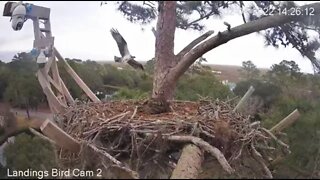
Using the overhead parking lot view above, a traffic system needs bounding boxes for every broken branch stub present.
[233,86,255,112]
[270,109,300,135]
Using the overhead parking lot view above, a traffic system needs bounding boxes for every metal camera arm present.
[3,1,100,114]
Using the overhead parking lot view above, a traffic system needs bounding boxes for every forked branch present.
[176,30,214,60]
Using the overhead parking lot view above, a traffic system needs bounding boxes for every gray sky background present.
[0,1,319,73]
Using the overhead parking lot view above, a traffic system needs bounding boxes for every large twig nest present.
[56,99,289,179]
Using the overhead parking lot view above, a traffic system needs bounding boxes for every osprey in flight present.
[110,28,144,70]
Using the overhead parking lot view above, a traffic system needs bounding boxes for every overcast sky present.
[0,1,319,73]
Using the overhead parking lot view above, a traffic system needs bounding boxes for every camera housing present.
[11,3,27,31]
[3,2,15,16]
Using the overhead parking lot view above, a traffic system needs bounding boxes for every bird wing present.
[110,28,130,57]
[114,56,122,62]
[127,59,144,71]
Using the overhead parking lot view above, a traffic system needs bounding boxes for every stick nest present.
[56,99,290,179]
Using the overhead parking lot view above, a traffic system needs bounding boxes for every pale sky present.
[0,1,319,73]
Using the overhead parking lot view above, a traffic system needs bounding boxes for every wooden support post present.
[54,47,101,103]
[233,86,255,112]
[40,119,80,153]
[60,78,75,104]
[44,57,54,74]
[43,87,66,113]
[47,98,57,114]
[51,55,67,105]
[270,109,300,135]
[37,70,66,113]
[47,75,64,94]
[36,70,56,113]
[267,110,300,168]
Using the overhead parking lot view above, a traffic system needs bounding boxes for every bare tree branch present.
[250,142,273,178]
[143,1,158,16]
[176,30,214,60]
[239,1,247,23]
[170,2,320,80]
[184,10,216,29]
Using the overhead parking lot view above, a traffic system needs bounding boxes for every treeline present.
[1,52,320,178]
[0,53,231,110]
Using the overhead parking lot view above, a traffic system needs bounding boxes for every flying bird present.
[110,28,144,70]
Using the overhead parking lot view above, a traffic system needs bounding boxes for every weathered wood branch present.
[171,2,320,79]
[87,143,139,179]
[168,135,235,174]
[270,109,300,135]
[0,115,44,145]
[269,155,285,167]
[32,118,139,178]
[60,78,75,104]
[171,144,203,179]
[0,129,27,146]
[250,142,273,178]
[233,86,255,112]
[29,127,56,144]
[176,30,214,60]
[261,128,289,150]
[268,109,301,166]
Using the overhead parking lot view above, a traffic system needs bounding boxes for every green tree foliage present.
[269,60,302,78]
[233,79,282,110]
[239,60,260,80]
[261,97,320,178]
[4,133,58,174]
[102,64,153,91]
[12,52,35,62]
[4,73,43,110]
[58,59,104,100]
[58,59,83,99]
[73,60,104,93]
[144,58,155,74]
[2,53,45,112]
[9,52,37,74]
[176,73,232,101]
[242,60,320,178]
[113,87,149,100]
[0,64,10,100]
